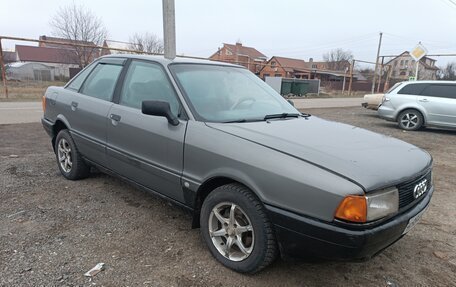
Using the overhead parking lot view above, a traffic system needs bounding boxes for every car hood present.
[207,117,432,192]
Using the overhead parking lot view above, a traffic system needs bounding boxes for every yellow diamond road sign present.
[410,44,427,61]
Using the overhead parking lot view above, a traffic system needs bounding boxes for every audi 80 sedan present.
[41,55,433,273]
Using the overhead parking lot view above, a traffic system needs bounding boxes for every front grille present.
[397,171,431,209]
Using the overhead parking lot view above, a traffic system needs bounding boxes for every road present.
[0,102,43,124]
[0,98,364,124]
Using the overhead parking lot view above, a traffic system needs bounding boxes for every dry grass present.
[0,81,65,102]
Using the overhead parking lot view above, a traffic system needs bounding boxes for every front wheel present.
[54,130,90,180]
[397,109,424,131]
[200,183,277,273]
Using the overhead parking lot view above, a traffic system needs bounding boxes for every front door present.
[106,60,187,202]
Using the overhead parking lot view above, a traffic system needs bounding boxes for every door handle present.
[71,101,78,111]
[419,99,429,103]
[110,114,121,123]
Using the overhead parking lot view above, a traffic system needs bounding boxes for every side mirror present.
[287,99,295,107]
[142,100,179,126]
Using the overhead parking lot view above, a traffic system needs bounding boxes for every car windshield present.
[169,64,299,122]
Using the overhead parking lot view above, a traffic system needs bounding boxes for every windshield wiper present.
[263,113,301,120]
[222,119,248,123]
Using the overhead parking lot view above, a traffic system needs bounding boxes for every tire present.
[397,109,424,131]
[54,129,90,180]
[200,183,277,273]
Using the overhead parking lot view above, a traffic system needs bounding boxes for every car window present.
[397,83,428,95]
[119,60,180,116]
[385,82,402,94]
[420,84,456,99]
[66,62,97,91]
[80,63,123,101]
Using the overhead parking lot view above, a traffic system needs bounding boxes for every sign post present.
[410,43,427,81]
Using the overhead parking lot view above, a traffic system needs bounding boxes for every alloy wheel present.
[208,202,254,261]
[57,138,72,173]
[400,113,419,129]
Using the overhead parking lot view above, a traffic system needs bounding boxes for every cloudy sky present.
[1,0,456,66]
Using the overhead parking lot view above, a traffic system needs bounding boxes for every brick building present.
[209,42,267,74]
[385,51,438,80]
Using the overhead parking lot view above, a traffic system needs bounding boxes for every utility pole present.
[0,38,8,99]
[371,32,383,94]
[162,0,176,59]
[348,59,355,96]
[376,56,384,93]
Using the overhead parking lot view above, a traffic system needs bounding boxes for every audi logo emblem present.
[413,179,428,199]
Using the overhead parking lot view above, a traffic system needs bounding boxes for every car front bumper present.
[266,186,433,261]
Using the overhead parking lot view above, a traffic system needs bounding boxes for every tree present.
[438,62,456,80]
[50,3,108,68]
[323,49,354,71]
[128,33,164,54]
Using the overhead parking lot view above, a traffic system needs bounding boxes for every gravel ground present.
[0,107,455,286]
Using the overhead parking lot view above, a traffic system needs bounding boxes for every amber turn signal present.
[42,95,46,113]
[335,195,367,223]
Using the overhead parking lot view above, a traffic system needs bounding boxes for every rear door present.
[65,58,125,166]
[106,60,187,202]
[418,84,456,127]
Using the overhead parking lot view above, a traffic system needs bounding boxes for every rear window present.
[420,84,456,99]
[397,83,428,95]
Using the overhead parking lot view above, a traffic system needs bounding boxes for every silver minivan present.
[378,81,456,130]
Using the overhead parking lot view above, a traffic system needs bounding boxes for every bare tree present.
[438,62,456,80]
[50,3,108,68]
[323,49,354,71]
[128,33,164,54]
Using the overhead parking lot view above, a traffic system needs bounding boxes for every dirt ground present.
[0,107,455,286]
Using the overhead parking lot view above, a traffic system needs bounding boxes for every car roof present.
[98,54,243,68]
[402,80,456,85]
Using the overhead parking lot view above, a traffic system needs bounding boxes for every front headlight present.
[366,188,399,221]
[335,188,399,223]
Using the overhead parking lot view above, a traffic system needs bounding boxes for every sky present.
[1,0,456,67]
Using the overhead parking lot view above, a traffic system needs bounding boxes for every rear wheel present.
[397,109,424,131]
[54,130,90,180]
[200,183,277,273]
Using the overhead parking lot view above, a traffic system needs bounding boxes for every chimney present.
[39,35,46,47]
[309,58,313,63]
[235,41,242,64]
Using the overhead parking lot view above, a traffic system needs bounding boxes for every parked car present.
[378,81,456,130]
[42,55,434,273]
[362,93,384,110]
[361,83,403,110]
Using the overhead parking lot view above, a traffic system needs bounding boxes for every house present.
[306,58,351,73]
[209,42,267,74]
[259,56,352,81]
[39,35,100,67]
[101,40,132,55]
[386,51,438,80]
[39,35,97,49]
[259,56,309,79]
[12,45,80,80]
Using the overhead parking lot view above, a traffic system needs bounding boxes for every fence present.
[5,35,447,99]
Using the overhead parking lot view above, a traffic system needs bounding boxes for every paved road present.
[0,98,364,124]
[0,102,43,124]
[292,97,363,109]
